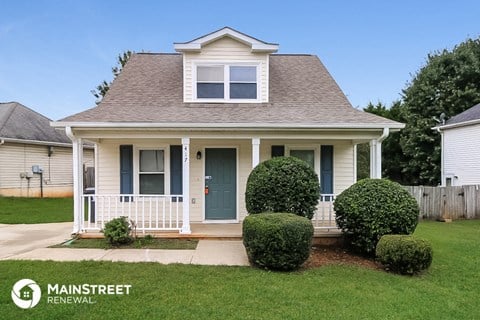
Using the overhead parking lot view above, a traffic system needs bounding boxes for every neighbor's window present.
[196,65,257,100]
[139,150,165,194]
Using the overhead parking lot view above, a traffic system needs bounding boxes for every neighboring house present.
[437,102,480,186]
[52,27,403,234]
[0,102,94,197]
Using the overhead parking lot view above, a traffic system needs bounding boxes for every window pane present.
[290,150,315,169]
[230,83,256,99]
[197,66,224,81]
[230,66,256,81]
[140,150,164,172]
[140,174,164,194]
[197,83,224,98]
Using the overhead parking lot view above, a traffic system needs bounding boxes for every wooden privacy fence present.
[404,185,480,220]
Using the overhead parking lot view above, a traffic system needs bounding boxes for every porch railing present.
[312,194,337,229]
[82,194,183,232]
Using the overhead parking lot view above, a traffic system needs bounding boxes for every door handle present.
[205,176,213,180]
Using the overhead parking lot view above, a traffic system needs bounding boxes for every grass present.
[0,197,73,224]
[50,237,198,250]
[1,220,479,319]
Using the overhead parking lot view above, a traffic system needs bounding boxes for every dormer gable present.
[174,27,279,54]
[174,27,278,103]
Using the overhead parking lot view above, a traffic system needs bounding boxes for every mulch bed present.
[304,245,383,270]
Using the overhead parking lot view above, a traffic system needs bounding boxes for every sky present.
[0,0,479,121]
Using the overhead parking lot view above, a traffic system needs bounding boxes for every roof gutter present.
[0,137,74,148]
[52,121,405,131]
[434,118,480,131]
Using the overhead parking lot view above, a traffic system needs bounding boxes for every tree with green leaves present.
[360,38,480,186]
[91,51,133,103]
[400,38,480,185]
[361,101,407,183]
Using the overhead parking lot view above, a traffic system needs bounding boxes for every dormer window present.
[195,64,258,101]
[197,66,224,98]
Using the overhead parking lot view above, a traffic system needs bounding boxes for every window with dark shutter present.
[271,145,285,158]
[170,145,183,202]
[120,145,133,202]
[321,145,334,198]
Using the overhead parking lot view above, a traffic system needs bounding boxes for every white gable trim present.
[174,27,279,53]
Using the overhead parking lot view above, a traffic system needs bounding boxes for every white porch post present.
[370,128,389,179]
[181,138,191,234]
[252,137,260,169]
[67,127,84,234]
[369,139,378,178]
[375,140,382,179]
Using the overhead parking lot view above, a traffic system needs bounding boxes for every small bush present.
[376,235,433,275]
[103,216,133,245]
[243,213,314,271]
[245,157,320,219]
[334,179,419,255]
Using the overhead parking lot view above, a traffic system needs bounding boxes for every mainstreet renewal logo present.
[11,279,42,309]
[11,279,132,308]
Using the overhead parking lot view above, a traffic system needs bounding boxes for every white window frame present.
[286,145,320,178]
[193,61,261,103]
[134,146,170,195]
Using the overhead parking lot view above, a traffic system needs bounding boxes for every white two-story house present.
[52,27,403,234]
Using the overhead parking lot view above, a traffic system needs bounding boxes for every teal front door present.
[205,148,237,220]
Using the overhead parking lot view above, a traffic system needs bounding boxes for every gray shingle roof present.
[445,103,480,125]
[60,53,402,128]
[0,102,71,143]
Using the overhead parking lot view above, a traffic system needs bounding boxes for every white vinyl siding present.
[0,142,94,197]
[443,123,480,186]
[183,37,269,103]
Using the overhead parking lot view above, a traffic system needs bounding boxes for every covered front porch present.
[67,127,389,236]
[80,193,338,235]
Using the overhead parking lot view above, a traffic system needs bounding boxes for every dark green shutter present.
[271,145,285,158]
[170,145,183,202]
[120,145,133,201]
[321,145,334,197]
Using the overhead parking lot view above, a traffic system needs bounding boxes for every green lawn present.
[1,220,479,319]
[0,197,72,224]
[50,238,198,250]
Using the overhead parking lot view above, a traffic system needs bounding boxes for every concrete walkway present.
[0,223,249,266]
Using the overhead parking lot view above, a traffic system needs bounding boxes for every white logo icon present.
[11,279,42,309]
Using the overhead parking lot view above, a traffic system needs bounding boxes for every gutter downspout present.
[66,127,83,234]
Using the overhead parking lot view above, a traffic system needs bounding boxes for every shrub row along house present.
[0,102,94,197]
[52,27,403,234]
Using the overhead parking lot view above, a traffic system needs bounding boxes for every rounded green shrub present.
[376,235,433,275]
[245,156,320,219]
[334,178,419,255]
[103,216,133,245]
[242,212,314,271]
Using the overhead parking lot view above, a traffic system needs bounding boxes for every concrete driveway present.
[0,222,72,259]
[0,223,249,266]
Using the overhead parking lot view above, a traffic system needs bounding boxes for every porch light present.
[196,151,202,160]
